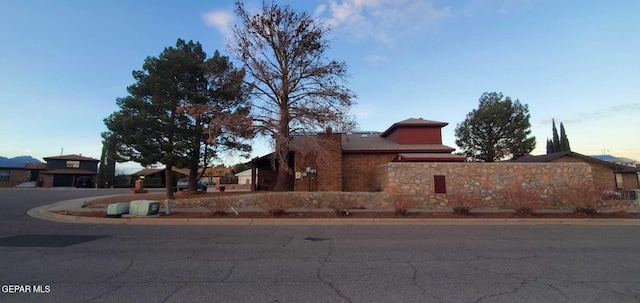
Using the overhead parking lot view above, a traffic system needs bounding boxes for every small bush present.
[203,197,230,215]
[330,194,357,216]
[259,193,296,217]
[555,180,604,214]
[391,194,418,216]
[448,192,483,215]
[452,206,471,216]
[500,188,541,215]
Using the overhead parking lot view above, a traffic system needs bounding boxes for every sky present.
[1,0,638,173]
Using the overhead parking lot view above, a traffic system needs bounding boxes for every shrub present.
[329,193,356,216]
[259,193,296,216]
[203,197,230,215]
[391,194,417,216]
[555,180,604,214]
[447,192,483,215]
[500,188,541,216]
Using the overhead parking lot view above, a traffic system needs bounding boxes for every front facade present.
[252,118,466,192]
[40,155,99,187]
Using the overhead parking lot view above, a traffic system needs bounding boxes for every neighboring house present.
[131,167,189,188]
[235,169,254,185]
[251,118,466,192]
[591,155,638,167]
[515,151,640,190]
[40,154,100,187]
[0,162,46,188]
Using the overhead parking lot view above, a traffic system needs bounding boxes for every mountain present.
[0,156,42,168]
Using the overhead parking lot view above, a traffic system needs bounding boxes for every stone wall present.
[376,162,616,209]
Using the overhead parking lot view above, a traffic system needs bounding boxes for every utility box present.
[107,203,129,218]
[129,200,160,216]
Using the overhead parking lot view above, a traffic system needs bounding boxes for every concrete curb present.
[28,202,640,226]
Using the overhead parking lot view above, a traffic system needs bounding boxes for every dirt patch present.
[84,192,249,208]
[53,210,640,219]
[72,192,639,220]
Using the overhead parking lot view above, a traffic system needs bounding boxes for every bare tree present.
[230,1,356,191]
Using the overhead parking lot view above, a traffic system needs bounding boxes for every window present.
[66,161,80,168]
[0,170,10,182]
[434,175,447,194]
[615,173,623,189]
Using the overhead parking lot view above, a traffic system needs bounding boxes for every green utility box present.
[129,200,160,216]
[107,203,130,218]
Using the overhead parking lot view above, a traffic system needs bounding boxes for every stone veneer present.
[377,162,616,209]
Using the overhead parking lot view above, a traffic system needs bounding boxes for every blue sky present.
[1,0,638,172]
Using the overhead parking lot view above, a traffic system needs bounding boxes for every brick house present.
[251,118,466,192]
[40,154,99,187]
[515,151,640,190]
[0,162,46,187]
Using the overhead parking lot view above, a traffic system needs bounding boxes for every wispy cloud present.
[364,54,388,63]
[201,9,235,39]
[315,0,451,45]
[538,103,640,125]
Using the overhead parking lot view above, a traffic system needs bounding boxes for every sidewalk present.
[27,196,640,226]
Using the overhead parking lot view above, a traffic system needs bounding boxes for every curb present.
[27,204,640,226]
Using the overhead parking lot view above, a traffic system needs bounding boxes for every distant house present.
[40,154,99,187]
[251,118,466,192]
[515,151,640,190]
[131,167,189,188]
[0,161,46,188]
[235,169,253,185]
[591,155,638,167]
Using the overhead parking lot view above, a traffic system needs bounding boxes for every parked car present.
[176,178,208,191]
[75,176,93,188]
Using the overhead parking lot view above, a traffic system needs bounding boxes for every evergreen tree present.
[560,122,571,151]
[546,120,571,154]
[455,92,535,162]
[546,138,554,154]
[551,119,561,153]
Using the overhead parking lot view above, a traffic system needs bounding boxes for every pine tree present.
[546,138,554,154]
[551,119,561,153]
[546,120,571,154]
[559,122,571,151]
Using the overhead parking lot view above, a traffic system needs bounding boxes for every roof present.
[43,154,99,162]
[235,169,252,177]
[342,133,456,153]
[591,155,618,161]
[25,163,46,170]
[381,118,448,137]
[132,167,190,176]
[515,152,640,173]
[395,153,466,162]
[41,169,98,175]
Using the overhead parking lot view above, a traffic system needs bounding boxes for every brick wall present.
[292,132,343,191]
[621,173,640,190]
[342,153,397,192]
[0,169,29,187]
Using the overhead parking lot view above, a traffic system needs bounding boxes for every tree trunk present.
[165,165,175,199]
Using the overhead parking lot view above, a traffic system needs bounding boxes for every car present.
[75,176,93,188]
[176,178,208,191]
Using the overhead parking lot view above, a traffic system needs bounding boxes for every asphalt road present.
[1,188,640,302]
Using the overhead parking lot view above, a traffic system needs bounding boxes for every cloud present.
[364,54,388,63]
[201,10,234,38]
[316,0,451,44]
[538,103,640,125]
